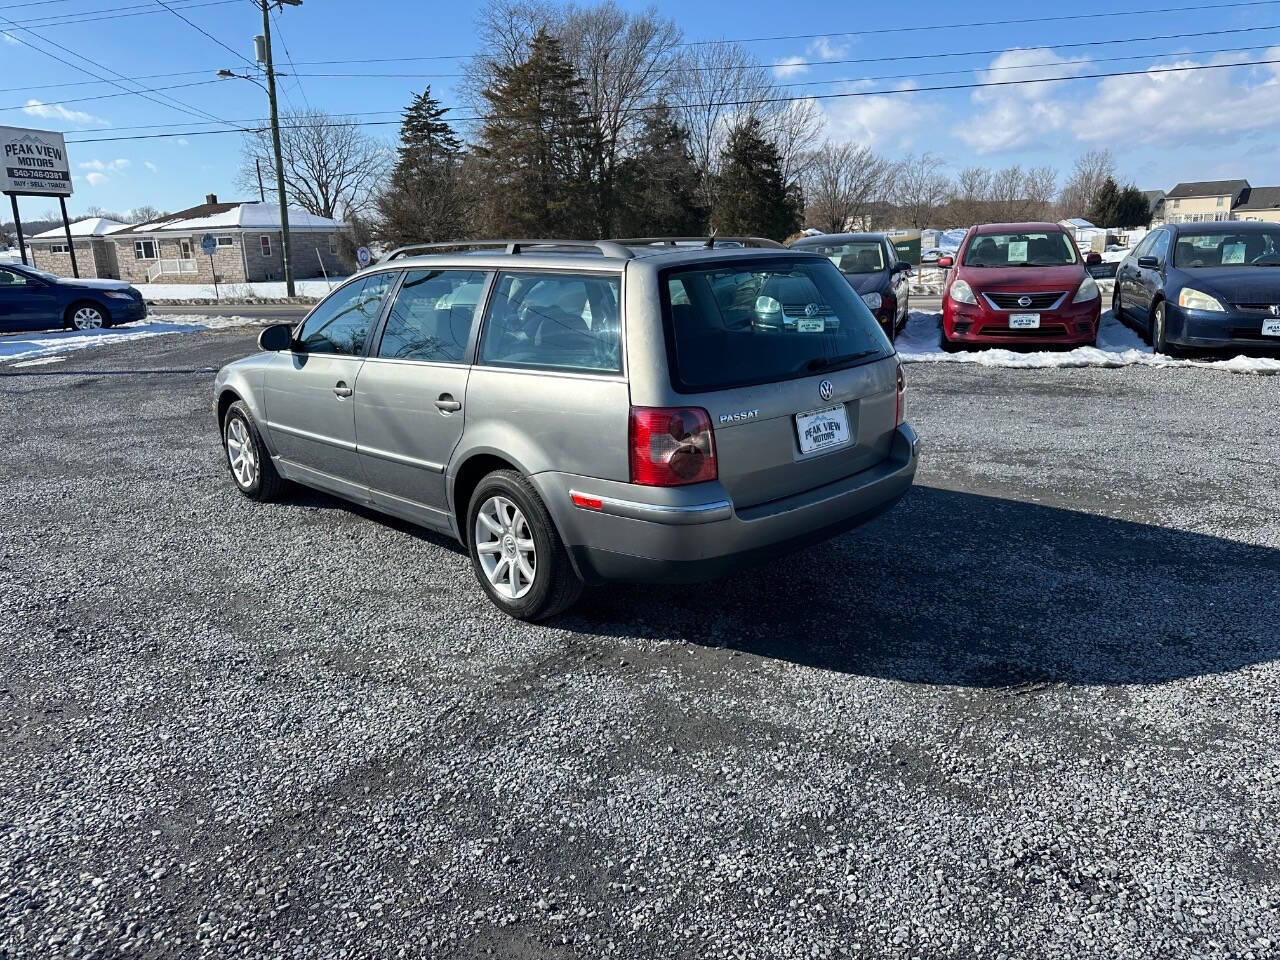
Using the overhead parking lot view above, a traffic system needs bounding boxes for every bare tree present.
[803,141,891,233]
[1022,165,1058,221]
[892,152,951,229]
[760,98,822,191]
[238,109,389,220]
[1058,149,1115,221]
[948,165,993,227]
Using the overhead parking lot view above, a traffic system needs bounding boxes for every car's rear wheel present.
[223,400,284,502]
[67,303,106,331]
[1112,286,1124,322]
[467,470,581,621]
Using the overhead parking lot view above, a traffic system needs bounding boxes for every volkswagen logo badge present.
[1271,305,1280,316]
[1017,295,1033,308]
[819,379,834,402]
[804,303,819,317]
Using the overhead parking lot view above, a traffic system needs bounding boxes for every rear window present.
[661,257,893,392]
[963,231,1078,267]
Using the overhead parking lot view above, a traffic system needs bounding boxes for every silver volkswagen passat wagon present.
[213,238,919,620]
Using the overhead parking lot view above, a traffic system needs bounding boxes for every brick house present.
[110,194,347,285]
[28,217,129,279]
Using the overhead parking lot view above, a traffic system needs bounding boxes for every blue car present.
[1113,221,1280,355]
[0,261,147,332]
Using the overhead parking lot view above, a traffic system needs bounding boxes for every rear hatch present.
[660,255,899,510]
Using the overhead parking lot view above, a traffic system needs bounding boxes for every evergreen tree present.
[712,117,801,240]
[376,86,468,248]
[1087,177,1121,227]
[613,103,709,238]
[474,30,597,238]
[1113,185,1153,228]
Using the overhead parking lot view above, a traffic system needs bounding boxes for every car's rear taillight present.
[895,364,906,426]
[629,406,717,486]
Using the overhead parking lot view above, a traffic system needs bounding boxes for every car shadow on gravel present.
[560,486,1280,687]
[278,487,467,555]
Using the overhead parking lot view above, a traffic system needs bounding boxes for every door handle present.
[333,381,353,399]
[434,394,462,413]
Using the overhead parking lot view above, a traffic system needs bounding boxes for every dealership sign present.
[1,126,73,196]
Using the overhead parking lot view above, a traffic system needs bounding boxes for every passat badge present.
[719,408,759,424]
[819,379,834,401]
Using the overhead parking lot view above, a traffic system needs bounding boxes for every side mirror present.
[1085,252,1102,266]
[258,322,294,352]
[1137,256,1159,269]
[936,255,954,268]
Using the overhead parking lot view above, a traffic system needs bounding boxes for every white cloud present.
[821,80,938,152]
[85,172,107,187]
[772,56,809,80]
[176,138,189,146]
[954,48,1091,153]
[144,160,158,173]
[22,98,107,127]
[809,37,849,61]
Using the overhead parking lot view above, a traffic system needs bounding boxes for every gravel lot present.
[1,326,1278,959]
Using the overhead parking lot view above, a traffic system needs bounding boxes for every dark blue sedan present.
[0,261,147,332]
[1113,221,1280,355]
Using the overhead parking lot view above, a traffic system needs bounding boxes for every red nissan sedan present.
[939,223,1102,349]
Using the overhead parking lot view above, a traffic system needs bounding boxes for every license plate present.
[796,318,825,333]
[795,404,851,455]
[1009,313,1040,329]
[1263,319,1280,337]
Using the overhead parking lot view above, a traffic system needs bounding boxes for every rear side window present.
[661,257,893,392]
[295,272,393,356]
[377,269,487,363]
[478,271,622,374]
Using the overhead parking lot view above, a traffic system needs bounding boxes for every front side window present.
[295,272,393,356]
[478,272,622,374]
[1173,229,1280,268]
[963,231,1078,268]
[260,235,272,257]
[134,240,156,260]
[377,269,487,363]
[660,257,893,392]
[0,267,32,286]
[1148,231,1171,264]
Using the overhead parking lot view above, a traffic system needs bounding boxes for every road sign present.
[200,233,217,256]
[1,126,73,197]
[356,246,371,267]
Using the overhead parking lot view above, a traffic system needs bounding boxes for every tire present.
[66,302,107,331]
[1112,286,1124,323]
[939,326,960,353]
[466,470,582,621]
[1150,300,1171,355]
[222,400,285,502]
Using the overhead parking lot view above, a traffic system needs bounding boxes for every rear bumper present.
[532,424,919,585]
[943,296,1100,345]
[1166,303,1280,349]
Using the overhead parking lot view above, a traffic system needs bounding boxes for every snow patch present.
[1,316,260,364]
[135,279,341,301]
[896,311,1280,375]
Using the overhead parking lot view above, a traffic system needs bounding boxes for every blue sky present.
[3,0,1279,218]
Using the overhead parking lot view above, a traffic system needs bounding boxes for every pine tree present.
[474,29,597,239]
[376,86,467,247]
[712,117,801,241]
[1087,177,1121,227]
[613,103,709,238]
[1113,185,1153,228]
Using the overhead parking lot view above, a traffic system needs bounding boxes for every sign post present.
[200,233,218,300]
[2,125,75,275]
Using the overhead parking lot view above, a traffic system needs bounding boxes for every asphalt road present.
[1,327,1277,959]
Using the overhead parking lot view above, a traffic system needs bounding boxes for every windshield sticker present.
[1221,242,1246,264]
[1007,240,1028,263]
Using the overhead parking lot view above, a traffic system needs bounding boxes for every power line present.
[151,0,255,67]
[268,2,312,112]
[0,77,230,112]
[0,68,216,94]
[65,54,1280,144]
[1,0,239,31]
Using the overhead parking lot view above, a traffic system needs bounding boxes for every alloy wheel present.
[474,495,536,600]
[72,307,104,330]
[225,416,258,489]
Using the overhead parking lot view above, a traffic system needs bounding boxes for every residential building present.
[1163,180,1250,223]
[1231,186,1280,223]
[109,194,347,285]
[28,217,128,278]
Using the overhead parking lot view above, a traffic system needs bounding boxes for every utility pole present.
[260,0,299,296]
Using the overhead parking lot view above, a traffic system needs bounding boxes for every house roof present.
[1165,179,1250,200]
[1234,185,1280,211]
[117,200,344,235]
[1060,217,1094,229]
[1142,189,1166,210]
[31,216,128,240]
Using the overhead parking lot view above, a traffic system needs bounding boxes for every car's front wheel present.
[222,400,284,502]
[1112,286,1124,322]
[1150,300,1172,355]
[467,470,582,621]
[67,303,106,331]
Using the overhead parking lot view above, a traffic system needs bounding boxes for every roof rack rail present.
[611,236,785,250]
[378,239,634,263]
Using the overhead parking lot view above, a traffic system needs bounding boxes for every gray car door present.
[262,271,395,498]
[354,268,489,528]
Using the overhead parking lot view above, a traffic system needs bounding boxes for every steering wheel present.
[1251,252,1280,266]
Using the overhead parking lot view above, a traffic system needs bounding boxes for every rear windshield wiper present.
[805,349,879,372]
